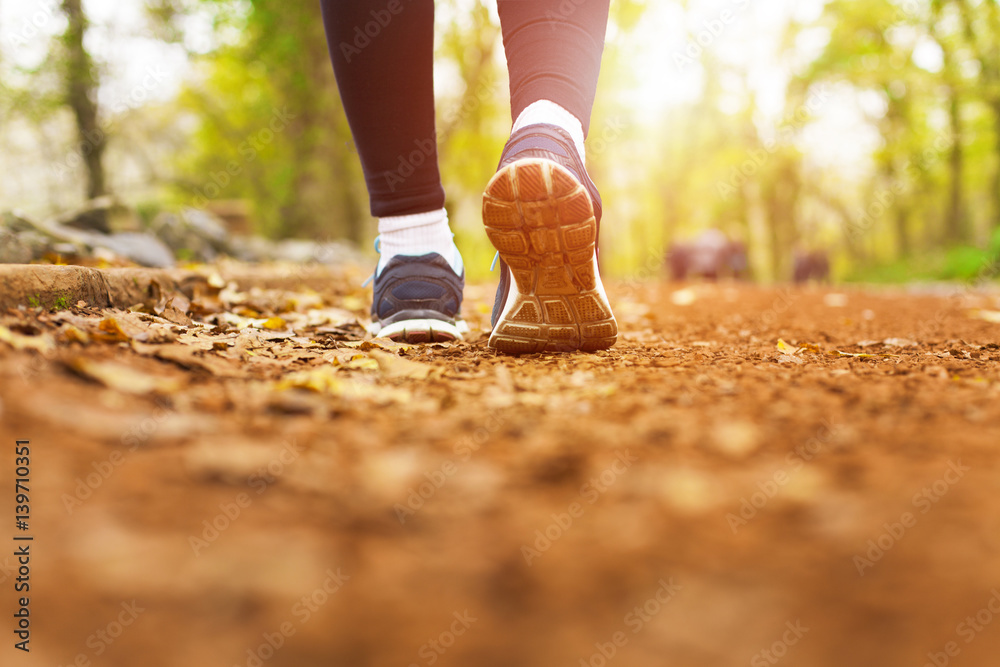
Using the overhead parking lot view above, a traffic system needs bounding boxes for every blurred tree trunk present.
[932,1,967,244]
[289,15,364,243]
[895,203,912,258]
[945,90,965,243]
[763,156,800,281]
[437,3,498,147]
[955,0,1000,231]
[61,0,106,200]
[248,0,365,243]
[881,93,913,257]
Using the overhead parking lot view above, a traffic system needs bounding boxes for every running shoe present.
[369,250,467,343]
[482,123,617,353]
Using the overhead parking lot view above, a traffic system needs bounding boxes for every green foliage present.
[844,243,999,283]
[135,200,164,228]
[990,227,1000,257]
[26,293,70,310]
[167,0,365,241]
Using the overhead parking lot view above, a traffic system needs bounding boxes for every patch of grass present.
[845,245,1000,284]
[25,292,72,311]
[843,255,938,283]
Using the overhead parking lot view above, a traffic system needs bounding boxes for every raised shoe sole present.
[483,157,617,354]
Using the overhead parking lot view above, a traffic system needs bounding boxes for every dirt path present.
[2,268,999,667]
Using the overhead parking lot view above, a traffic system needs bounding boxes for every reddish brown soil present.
[2,269,1000,667]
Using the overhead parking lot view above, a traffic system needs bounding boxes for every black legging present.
[320,0,610,217]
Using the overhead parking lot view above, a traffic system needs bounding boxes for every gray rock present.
[271,239,366,266]
[14,231,56,260]
[1,211,38,234]
[149,208,232,262]
[52,242,84,256]
[227,235,273,262]
[12,219,87,259]
[181,208,230,250]
[273,239,321,264]
[62,207,111,234]
[59,196,142,235]
[149,212,215,262]
[0,228,32,264]
[87,232,176,268]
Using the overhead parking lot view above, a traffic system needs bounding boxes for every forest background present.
[3,0,1000,283]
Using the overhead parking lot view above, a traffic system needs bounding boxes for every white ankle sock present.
[377,208,463,276]
[512,100,587,163]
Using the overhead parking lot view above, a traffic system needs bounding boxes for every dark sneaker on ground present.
[483,123,617,354]
[370,252,467,343]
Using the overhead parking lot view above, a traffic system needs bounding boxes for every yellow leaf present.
[835,350,899,359]
[95,317,130,342]
[342,296,366,311]
[276,366,344,394]
[776,339,799,355]
[776,340,821,355]
[62,325,91,345]
[339,356,380,371]
[275,367,384,400]
[260,316,287,331]
[0,326,55,353]
[342,339,413,353]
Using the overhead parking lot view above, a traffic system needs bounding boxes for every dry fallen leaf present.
[133,342,244,378]
[369,350,434,380]
[777,354,805,365]
[160,295,193,327]
[276,367,343,394]
[62,325,91,345]
[337,339,415,354]
[0,326,55,353]
[94,317,130,343]
[776,339,822,356]
[341,295,366,312]
[261,317,288,331]
[275,367,377,398]
[274,366,415,405]
[776,339,799,355]
[835,350,899,359]
[66,357,182,395]
[326,350,380,371]
[969,309,1000,324]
